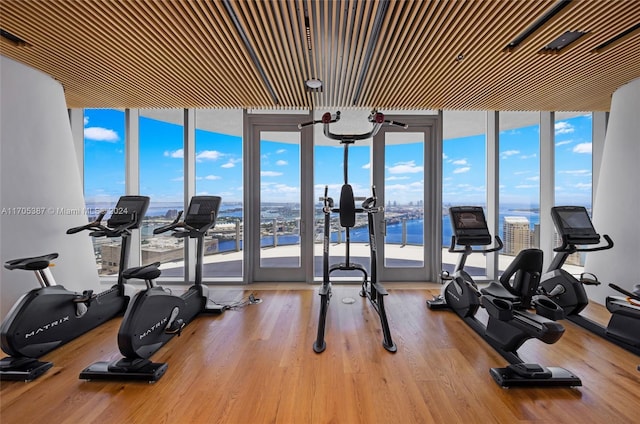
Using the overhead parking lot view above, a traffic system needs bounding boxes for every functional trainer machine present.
[427,206,581,387]
[79,195,225,382]
[0,195,149,381]
[539,205,640,357]
[299,111,406,353]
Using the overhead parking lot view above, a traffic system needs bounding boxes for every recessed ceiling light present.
[540,30,587,53]
[0,28,29,46]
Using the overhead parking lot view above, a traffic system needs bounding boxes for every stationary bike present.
[539,205,640,357]
[299,111,406,353]
[427,206,581,387]
[79,195,225,382]
[0,195,149,381]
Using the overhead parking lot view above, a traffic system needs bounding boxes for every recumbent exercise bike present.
[539,205,640,358]
[427,206,581,387]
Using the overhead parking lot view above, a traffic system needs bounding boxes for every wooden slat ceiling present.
[1,0,639,111]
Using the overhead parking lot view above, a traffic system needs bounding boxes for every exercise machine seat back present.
[339,184,356,228]
[482,248,544,309]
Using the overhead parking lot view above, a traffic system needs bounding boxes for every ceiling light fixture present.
[505,0,572,52]
[540,30,587,53]
[592,23,640,53]
[305,79,323,92]
[305,16,312,51]
[0,28,29,46]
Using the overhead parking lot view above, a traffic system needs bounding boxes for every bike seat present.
[4,253,59,271]
[481,282,520,303]
[123,262,161,281]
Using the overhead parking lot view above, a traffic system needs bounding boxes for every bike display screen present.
[449,206,492,246]
[551,206,600,244]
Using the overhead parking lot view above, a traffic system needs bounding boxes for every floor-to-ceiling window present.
[195,109,244,279]
[554,112,593,272]
[80,108,594,284]
[83,108,126,276]
[442,111,487,277]
[139,110,185,277]
[498,112,541,271]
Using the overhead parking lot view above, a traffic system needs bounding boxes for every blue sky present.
[443,114,593,207]
[83,110,592,208]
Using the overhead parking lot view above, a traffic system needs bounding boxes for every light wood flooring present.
[1,284,639,423]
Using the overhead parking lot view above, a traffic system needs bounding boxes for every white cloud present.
[276,160,288,166]
[526,176,540,181]
[196,150,223,161]
[501,150,520,158]
[574,182,592,189]
[205,175,221,180]
[387,160,423,174]
[560,169,591,175]
[221,158,240,168]
[386,176,410,181]
[555,121,575,135]
[261,171,283,177]
[276,149,286,154]
[555,140,573,146]
[362,162,371,169]
[573,142,592,154]
[443,153,448,160]
[84,127,119,142]
[453,167,471,174]
[164,149,184,158]
[84,117,89,125]
[385,181,424,192]
[520,153,537,159]
[452,159,468,165]
[516,184,538,189]
[171,176,184,182]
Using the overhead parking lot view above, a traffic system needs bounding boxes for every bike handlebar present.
[554,234,614,253]
[67,209,136,237]
[153,211,184,235]
[448,235,504,254]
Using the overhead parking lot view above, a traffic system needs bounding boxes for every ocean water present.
[88,201,541,250]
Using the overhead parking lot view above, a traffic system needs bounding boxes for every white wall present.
[0,56,100,319]
[585,77,640,304]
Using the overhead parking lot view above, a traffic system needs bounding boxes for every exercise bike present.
[299,111,406,353]
[427,206,581,387]
[539,205,640,357]
[79,195,225,382]
[0,195,149,381]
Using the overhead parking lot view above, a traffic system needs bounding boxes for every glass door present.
[372,115,441,282]
[245,114,313,282]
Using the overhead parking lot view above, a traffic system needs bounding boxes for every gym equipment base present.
[490,366,582,388]
[0,357,53,381]
[79,360,168,382]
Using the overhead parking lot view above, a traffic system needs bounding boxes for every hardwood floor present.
[1,284,638,423]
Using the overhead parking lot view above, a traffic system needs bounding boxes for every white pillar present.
[584,78,640,304]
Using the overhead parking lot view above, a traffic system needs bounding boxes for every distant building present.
[552,231,583,266]
[503,216,531,255]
